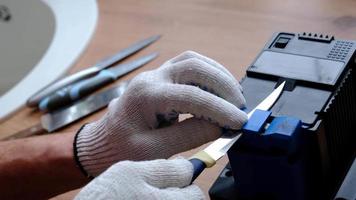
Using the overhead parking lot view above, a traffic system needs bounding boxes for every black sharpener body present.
[209,32,356,200]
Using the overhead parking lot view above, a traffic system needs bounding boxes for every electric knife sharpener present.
[209,32,356,200]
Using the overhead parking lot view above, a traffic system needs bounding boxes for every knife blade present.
[27,35,161,107]
[189,81,286,182]
[3,82,129,141]
[38,53,157,111]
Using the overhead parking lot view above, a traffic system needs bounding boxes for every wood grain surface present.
[1,0,356,199]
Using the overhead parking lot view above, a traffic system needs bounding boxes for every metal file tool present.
[27,35,161,107]
[38,53,157,111]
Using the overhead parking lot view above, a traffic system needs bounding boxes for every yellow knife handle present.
[190,151,216,168]
[189,151,216,182]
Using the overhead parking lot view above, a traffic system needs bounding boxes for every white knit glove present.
[74,51,247,177]
[75,159,204,200]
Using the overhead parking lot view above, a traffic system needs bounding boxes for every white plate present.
[0,0,98,120]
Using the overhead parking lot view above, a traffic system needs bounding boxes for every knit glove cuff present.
[74,118,111,177]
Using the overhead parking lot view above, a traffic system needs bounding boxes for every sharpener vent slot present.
[327,41,354,61]
[298,32,334,43]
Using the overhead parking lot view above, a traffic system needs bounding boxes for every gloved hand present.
[74,51,247,177]
[75,159,204,200]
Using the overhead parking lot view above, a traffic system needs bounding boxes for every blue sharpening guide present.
[229,110,303,199]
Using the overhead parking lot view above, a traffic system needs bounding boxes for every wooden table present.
[1,0,356,199]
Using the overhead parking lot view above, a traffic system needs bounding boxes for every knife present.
[3,82,129,141]
[38,53,158,112]
[27,35,161,107]
[189,81,286,182]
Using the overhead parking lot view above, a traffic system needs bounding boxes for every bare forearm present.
[0,132,89,200]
